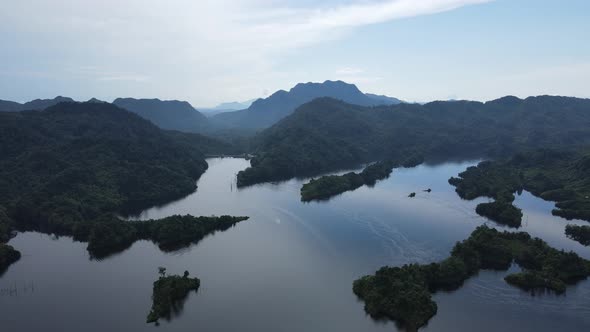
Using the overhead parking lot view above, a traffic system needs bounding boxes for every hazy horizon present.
[1,0,589,106]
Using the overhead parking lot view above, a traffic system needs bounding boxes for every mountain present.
[0,100,23,112]
[0,96,75,112]
[113,98,209,133]
[215,100,256,110]
[0,101,248,264]
[365,93,403,104]
[0,101,221,245]
[87,97,108,103]
[212,80,401,129]
[24,96,75,110]
[237,95,590,186]
[199,100,258,117]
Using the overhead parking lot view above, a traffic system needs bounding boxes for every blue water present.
[1,158,588,331]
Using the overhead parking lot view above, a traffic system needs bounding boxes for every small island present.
[301,160,396,202]
[147,268,200,323]
[475,201,523,228]
[353,225,590,331]
[565,224,590,246]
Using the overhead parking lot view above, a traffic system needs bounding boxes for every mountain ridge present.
[113,97,209,133]
[212,80,402,129]
[237,95,590,186]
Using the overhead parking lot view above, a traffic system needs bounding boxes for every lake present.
[1,158,588,331]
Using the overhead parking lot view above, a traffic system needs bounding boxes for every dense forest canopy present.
[0,102,244,266]
[238,96,590,187]
[300,160,397,201]
[449,149,590,227]
[565,225,590,246]
[353,225,590,331]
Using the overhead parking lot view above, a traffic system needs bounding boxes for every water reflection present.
[1,158,588,331]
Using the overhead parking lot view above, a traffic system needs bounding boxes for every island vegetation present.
[353,225,590,331]
[300,160,396,201]
[147,268,201,323]
[565,225,590,246]
[0,102,247,266]
[87,214,248,259]
[0,206,19,273]
[238,96,590,187]
[449,149,590,227]
[0,243,20,275]
[474,201,523,228]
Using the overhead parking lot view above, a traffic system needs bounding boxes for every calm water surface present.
[1,158,588,331]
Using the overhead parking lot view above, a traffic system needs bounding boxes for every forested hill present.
[0,102,223,241]
[212,80,401,129]
[0,96,75,112]
[113,98,209,133]
[237,95,590,186]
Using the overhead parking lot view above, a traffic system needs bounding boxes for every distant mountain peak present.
[212,80,401,129]
[487,96,522,105]
[87,97,107,103]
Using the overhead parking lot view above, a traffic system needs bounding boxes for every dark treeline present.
[237,96,590,187]
[88,214,248,259]
[449,149,590,227]
[565,225,590,246]
[300,160,401,202]
[0,102,245,267]
[0,207,20,274]
[353,225,590,331]
[147,268,200,323]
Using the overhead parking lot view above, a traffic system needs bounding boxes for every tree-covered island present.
[87,214,248,259]
[300,160,396,201]
[353,225,590,331]
[565,224,590,246]
[147,268,201,323]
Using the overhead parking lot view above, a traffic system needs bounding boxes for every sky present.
[1,0,589,107]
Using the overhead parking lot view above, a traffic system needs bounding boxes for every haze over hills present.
[214,100,256,111]
[212,80,402,129]
[237,95,590,186]
[198,100,257,117]
[113,98,209,133]
[1,81,402,134]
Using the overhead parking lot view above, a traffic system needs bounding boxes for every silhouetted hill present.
[212,80,401,129]
[113,98,209,133]
[365,93,403,104]
[237,95,590,186]
[0,100,23,112]
[87,97,108,103]
[0,96,75,112]
[24,96,75,110]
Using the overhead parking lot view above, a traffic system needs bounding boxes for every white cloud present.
[0,0,493,104]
